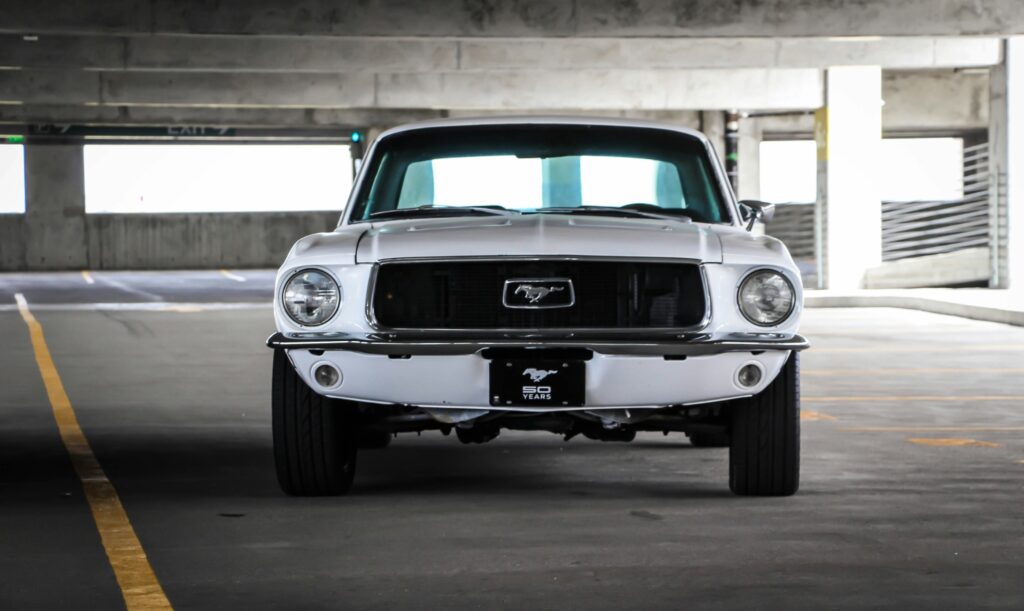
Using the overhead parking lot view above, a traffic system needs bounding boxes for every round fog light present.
[314,364,341,388]
[737,364,762,388]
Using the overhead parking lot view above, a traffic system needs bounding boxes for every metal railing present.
[763,202,815,260]
[881,142,990,262]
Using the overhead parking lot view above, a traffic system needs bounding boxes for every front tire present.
[272,350,357,496]
[728,352,800,496]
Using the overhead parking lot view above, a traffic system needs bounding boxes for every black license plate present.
[489,359,585,407]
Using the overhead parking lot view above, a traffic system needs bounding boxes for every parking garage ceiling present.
[0,1,1016,120]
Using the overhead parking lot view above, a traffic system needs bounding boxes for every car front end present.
[267,117,807,497]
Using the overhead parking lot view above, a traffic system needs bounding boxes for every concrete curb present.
[805,294,1024,327]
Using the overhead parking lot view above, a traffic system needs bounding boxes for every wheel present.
[272,350,358,496]
[728,352,800,496]
[687,430,729,448]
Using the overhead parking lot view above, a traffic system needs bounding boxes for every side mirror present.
[738,200,775,230]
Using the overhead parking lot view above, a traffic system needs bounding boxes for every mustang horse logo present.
[515,284,564,304]
[523,368,559,382]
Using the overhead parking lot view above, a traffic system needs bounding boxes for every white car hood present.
[354,214,723,263]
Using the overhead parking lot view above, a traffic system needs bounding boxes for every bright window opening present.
[418,155,679,210]
[84,144,353,213]
[429,156,542,208]
[879,138,964,201]
[0,144,25,214]
[759,138,965,203]
[759,140,817,204]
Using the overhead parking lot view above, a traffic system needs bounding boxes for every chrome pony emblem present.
[515,284,564,304]
[503,278,575,309]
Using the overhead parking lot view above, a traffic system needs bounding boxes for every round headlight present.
[282,269,340,326]
[738,269,795,326]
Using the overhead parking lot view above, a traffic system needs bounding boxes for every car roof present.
[374,115,711,144]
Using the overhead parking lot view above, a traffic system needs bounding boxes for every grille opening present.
[372,260,707,330]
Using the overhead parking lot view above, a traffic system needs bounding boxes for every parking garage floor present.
[1,272,1023,609]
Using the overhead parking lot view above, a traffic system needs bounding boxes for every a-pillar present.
[989,37,1024,289]
[24,142,88,269]
[814,66,883,290]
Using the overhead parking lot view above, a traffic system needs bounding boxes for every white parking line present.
[81,271,95,284]
[220,269,247,282]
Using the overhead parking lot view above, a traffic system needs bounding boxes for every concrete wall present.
[1,211,339,270]
[864,247,991,288]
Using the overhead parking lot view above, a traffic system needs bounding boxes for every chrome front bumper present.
[266,331,809,357]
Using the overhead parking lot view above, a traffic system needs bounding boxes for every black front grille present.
[371,260,706,330]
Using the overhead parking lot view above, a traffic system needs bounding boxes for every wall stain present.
[463,0,501,30]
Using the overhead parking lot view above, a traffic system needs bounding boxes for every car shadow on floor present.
[1,429,737,502]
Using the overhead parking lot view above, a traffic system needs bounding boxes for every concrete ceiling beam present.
[2,1,1024,38]
[0,34,1002,72]
[377,68,823,110]
[0,67,823,110]
[0,103,448,129]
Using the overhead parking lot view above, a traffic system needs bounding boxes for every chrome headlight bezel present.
[736,268,796,327]
[280,267,342,327]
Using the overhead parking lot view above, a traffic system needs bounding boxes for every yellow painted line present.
[219,269,246,283]
[14,293,172,610]
[81,270,95,285]
[804,395,1024,402]
[839,426,1024,432]
[801,410,836,421]
[906,437,1001,448]
[812,345,1024,353]
[804,367,1024,377]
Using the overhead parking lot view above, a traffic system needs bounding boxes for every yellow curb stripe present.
[801,410,837,421]
[906,437,1001,448]
[839,426,1024,432]
[15,293,172,610]
[81,270,95,284]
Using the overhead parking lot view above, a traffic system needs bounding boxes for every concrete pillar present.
[814,66,883,290]
[700,111,726,162]
[989,37,1024,289]
[24,143,88,269]
[737,116,761,201]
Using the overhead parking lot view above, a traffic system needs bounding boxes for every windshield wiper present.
[369,205,517,220]
[533,206,696,223]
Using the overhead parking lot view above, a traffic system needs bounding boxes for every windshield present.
[349,125,731,224]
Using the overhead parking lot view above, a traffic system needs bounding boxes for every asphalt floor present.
[1,271,1022,609]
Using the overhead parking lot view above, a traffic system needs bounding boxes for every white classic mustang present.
[268,117,807,497]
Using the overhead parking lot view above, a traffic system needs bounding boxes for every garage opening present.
[0,143,25,214]
[83,144,353,214]
[759,137,966,203]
